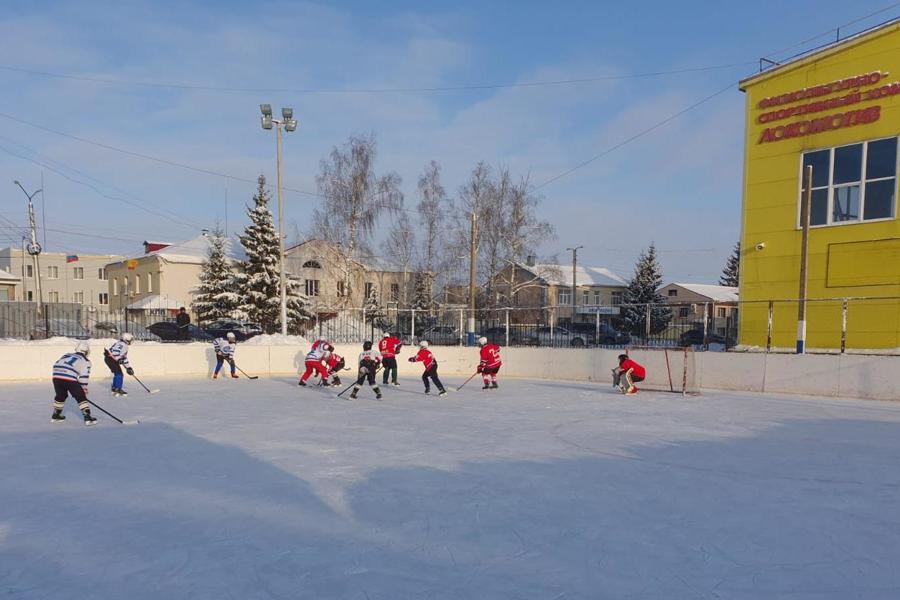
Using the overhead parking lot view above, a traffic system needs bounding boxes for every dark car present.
[480,326,540,346]
[93,321,161,342]
[568,322,631,346]
[418,325,462,346]
[147,321,214,342]
[29,318,91,340]
[679,328,727,347]
[202,319,263,341]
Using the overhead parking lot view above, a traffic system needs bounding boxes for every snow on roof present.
[120,234,235,265]
[126,295,187,310]
[524,263,627,287]
[0,269,21,282]
[669,283,739,302]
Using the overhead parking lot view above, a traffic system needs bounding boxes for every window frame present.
[25,264,33,278]
[304,279,320,297]
[557,289,572,306]
[99,292,109,305]
[798,137,898,229]
[47,265,59,279]
[98,267,107,280]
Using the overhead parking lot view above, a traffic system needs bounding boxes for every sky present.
[0,0,898,283]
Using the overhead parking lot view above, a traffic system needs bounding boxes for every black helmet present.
[363,340,373,351]
[618,354,629,363]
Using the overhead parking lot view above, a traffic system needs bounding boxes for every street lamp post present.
[259,104,298,336]
[566,246,583,326]
[14,180,44,318]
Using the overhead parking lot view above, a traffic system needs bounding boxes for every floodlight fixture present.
[261,115,274,130]
[281,107,293,120]
[284,119,298,132]
[260,103,273,117]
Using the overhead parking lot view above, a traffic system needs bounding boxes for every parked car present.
[30,319,91,340]
[679,328,727,347]
[534,326,590,347]
[93,321,161,341]
[480,326,540,346]
[147,321,214,342]
[418,326,462,345]
[568,322,631,346]
[202,319,263,341]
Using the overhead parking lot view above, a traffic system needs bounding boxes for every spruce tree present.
[192,227,240,323]
[235,175,311,333]
[411,272,434,311]
[621,243,672,337]
[719,241,740,287]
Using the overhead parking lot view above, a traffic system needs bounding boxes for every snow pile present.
[241,333,309,346]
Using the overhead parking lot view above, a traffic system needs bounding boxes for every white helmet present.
[121,332,134,344]
[318,336,327,342]
[419,340,429,349]
[477,336,487,346]
[383,332,391,338]
[226,332,236,342]
[74,341,90,356]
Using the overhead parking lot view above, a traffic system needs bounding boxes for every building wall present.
[740,23,900,350]
[659,284,738,334]
[0,248,122,306]
[106,257,198,311]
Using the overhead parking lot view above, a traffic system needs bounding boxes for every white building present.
[0,248,123,306]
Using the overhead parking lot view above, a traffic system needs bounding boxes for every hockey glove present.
[477,364,484,373]
[408,357,416,363]
[126,367,135,376]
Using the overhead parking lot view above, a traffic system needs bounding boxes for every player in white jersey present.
[299,341,332,386]
[349,340,383,400]
[104,332,134,396]
[51,342,97,425]
[212,332,238,379]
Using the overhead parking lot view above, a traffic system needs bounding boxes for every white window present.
[113,278,118,296]
[390,283,400,302]
[134,274,141,294]
[593,291,601,306]
[73,291,84,304]
[582,290,590,306]
[98,267,107,280]
[557,289,572,306]
[611,291,624,305]
[25,264,33,278]
[48,291,60,303]
[337,281,348,297]
[73,267,84,280]
[801,137,897,227]
[305,279,320,296]
[99,292,109,305]
[48,266,59,279]
[717,307,727,318]
[146,273,152,293]
[365,282,375,299]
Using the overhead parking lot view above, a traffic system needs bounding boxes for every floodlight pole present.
[275,123,287,336]
[14,181,44,317]
[566,246,583,326]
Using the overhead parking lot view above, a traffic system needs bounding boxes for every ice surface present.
[2,378,899,599]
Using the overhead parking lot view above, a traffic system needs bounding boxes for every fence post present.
[644,304,651,341]
[459,308,464,346]
[505,309,510,347]
[703,303,710,347]
[766,300,774,352]
[362,308,366,341]
[595,309,600,347]
[411,308,416,341]
[840,299,848,354]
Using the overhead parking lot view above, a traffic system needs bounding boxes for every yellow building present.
[739,20,900,351]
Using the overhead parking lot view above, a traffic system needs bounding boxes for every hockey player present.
[378,332,403,386]
[326,351,345,386]
[51,342,97,425]
[104,332,135,396]
[349,341,382,400]
[477,336,502,389]
[613,354,646,395]
[213,332,238,379]
[299,340,332,386]
[408,340,446,396]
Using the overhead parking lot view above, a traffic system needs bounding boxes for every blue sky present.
[0,0,897,282]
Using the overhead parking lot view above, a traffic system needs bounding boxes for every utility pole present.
[467,211,478,346]
[796,165,813,354]
[15,181,43,318]
[566,246,583,327]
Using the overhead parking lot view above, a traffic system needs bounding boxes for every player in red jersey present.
[326,351,345,386]
[613,354,646,395]
[378,332,403,386]
[408,340,446,396]
[476,336,502,389]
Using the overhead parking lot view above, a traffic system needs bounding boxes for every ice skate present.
[51,410,65,424]
[83,412,98,426]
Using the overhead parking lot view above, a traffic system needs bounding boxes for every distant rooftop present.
[667,283,739,303]
[520,263,627,287]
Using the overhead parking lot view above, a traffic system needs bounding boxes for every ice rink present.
[2,376,899,599]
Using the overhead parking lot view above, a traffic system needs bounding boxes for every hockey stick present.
[130,373,160,394]
[235,365,259,380]
[87,399,140,425]
[456,370,480,391]
[337,365,381,398]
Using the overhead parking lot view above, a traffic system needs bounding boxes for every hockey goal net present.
[624,346,699,395]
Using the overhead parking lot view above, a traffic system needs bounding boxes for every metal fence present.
[4,296,899,354]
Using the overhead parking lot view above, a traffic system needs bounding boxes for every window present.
[305,279,320,296]
[337,281,348,297]
[801,137,897,226]
[668,289,678,297]
[134,274,141,294]
[557,289,571,306]
[48,266,59,279]
[99,292,109,305]
[582,290,590,306]
[302,260,322,269]
[48,291,59,303]
[73,267,84,280]
[26,290,33,301]
[513,291,520,306]
[364,282,375,299]
[0,289,7,301]
[679,306,690,318]
[147,273,153,293]
[717,307,727,318]
[113,278,118,296]
[390,283,400,302]
[593,291,601,306]
[611,291,623,305]
[73,291,84,304]
[25,264,33,278]
[98,267,107,280]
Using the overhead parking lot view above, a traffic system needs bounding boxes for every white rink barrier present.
[1,343,898,401]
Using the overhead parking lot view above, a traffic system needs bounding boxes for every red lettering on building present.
[757,106,882,144]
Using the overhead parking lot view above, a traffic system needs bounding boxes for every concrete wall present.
[1,342,898,402]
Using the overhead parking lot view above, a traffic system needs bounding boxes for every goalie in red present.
[613,354,645,395]
[476,336,502,389]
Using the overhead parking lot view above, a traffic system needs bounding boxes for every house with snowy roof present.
[492,257,627,325]
[658,282,739,339]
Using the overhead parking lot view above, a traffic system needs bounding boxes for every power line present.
[0,62,756,95]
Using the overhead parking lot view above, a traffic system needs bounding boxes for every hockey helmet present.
[226,332,236,342]
[418,340,429,349]
[477,336,487,346]
[121,332,134,344]
[74,341,90,356]
[383,332,391,338]
[363,340,373,351]
[618,353,629,363]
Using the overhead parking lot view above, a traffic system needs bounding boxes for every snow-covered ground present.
[2,378,899,599]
